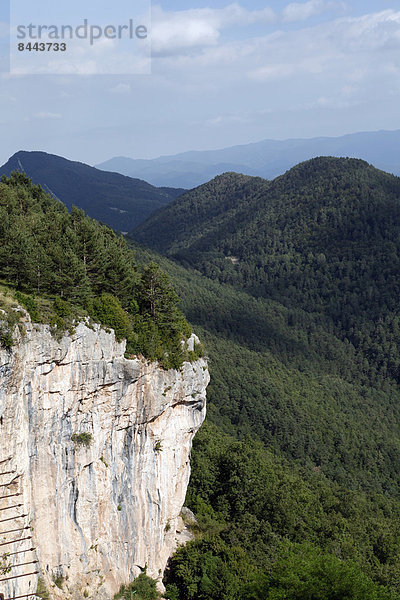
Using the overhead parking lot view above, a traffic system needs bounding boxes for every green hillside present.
[133,158,400,387]
[132,171,267,253]
[130,244,400,599]
[130,157,400,597]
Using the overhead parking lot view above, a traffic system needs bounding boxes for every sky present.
[0,0,400,165]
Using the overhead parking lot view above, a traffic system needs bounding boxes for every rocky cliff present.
[0,313,209,600]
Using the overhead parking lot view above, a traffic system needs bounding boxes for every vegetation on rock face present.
[71,432,93,448]
[114,574,161,600]
[0,552,11,576]
[35,575,50,600]
[0,172,192,368]
[130,157,400,598]
[0,289,22,348]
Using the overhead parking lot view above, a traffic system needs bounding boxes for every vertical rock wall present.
[0,318,208,599]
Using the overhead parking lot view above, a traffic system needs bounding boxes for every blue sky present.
[1,1,400,165]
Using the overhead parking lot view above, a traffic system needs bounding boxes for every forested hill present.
[132,156,400,264]
[132,171,267,253]
[132,157,400,384]
[0,151,184,231]
[131,243,400,599]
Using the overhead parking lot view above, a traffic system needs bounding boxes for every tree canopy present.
[0,172,193,368]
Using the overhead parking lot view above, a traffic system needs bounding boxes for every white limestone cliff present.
[0,313,209,600]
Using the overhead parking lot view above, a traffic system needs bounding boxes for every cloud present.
[249,63,296,82]
[306,91,363,110]
[151,3,276,55]
[332,10,400,52]
[282,0,346,23]
[151,2,349,56]
[1,5,399,165]
[148,5,400,131]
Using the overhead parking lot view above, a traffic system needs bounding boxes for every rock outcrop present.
[0,315,208,600]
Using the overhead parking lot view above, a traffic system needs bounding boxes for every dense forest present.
[130,158,400,598]
[0,172,193,368]
[166,424,398,600]
[129,244,400,599]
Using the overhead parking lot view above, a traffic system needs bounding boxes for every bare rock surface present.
[0,317,208,600]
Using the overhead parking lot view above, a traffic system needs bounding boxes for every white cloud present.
[249,63,296,82]
[150,2,350,56]
[282,0,345,23]
[151,3,276,55]
[331,10,400,52]
[307,93,362,110]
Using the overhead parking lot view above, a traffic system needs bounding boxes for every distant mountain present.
[0,151,184,231]
[97,156,260,189]
[97,129,400,188]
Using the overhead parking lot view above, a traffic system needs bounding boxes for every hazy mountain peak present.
[97,129,400,188]
[0,150,185,231]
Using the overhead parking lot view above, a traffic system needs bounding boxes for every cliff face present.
[0,314,209,600]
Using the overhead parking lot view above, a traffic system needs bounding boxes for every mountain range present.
[97,129,400,188]
[0,151,184,232]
